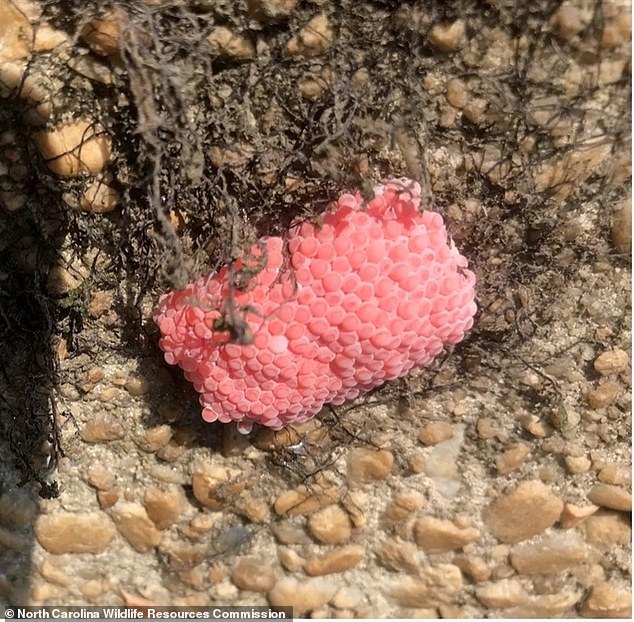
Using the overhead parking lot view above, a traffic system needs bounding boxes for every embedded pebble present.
[80,8,126,56]
[253,419,326,451]
[212,580,238,601]
[331,586,363,609]
[453,555,491,583]
[231,557,275,592]
[299,76,326,100]
[587,381,621,408]
[304,544,365,576]
[124,375,149,396]
[428,20,465,50]
[30,580,62,603]
[598,463,631,486]
[463,97,488,123]
[208,27,255,60]
[191,463,244,510]
[509,531,593,575]
[38,560,71,587]
[79,578,109,601]
[34,119,111,177]
[278,547,305,572]
[110,502,162,553]
[120,590,164,607]
[438,106,458,128]
[593,349,629,375]
[234,495,271,523]
[299,67,333,101]
[188,513,217,536]
[287,14,333,57]
[551,406,581,434]
[559,503,599,529]
[84,462,114,490]
[98,386,120,402]
[310,607,330,619]
[408,450,426,473]
[180,565,207,591]
[342,490,367,528]
[159,539,208,567]
[35,513,116,554]
[0,0,33,61]
[274,485,338,516]
[476,417,499,439]
[207,563,226,585]
[382,490,424,523]
[580,582,632,618]
[143,486,185,530]
[97,489,120,510]
[413,516,479,553]
[81,413,125,442]
[550,2,589,40]
[587,483,632,512]
[423,424,464,497]
[247,0,297,22]
[446,78,467,109]
[347,449,393,484]
[418,421,453,445]
[484,480,563,543]
[506,591,582,618]
[69,55,113,85]
[565,454,592,474]
[268,577,337,616]
[136,425,174,452]
[147,463,187,486]
[496,443,530,475]
[387,564,463,608]
[376,538,421,574]
[520,414,550,438]
[475,579,529,608]
[308,505,352,544]
[333,607,356,618]
[157,428,198,463]
[570,563,607,589]
[80,180,120,213]
[81,367,105,389]
[272,520,312,544]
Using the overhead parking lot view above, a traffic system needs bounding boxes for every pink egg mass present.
[154,178,477,433]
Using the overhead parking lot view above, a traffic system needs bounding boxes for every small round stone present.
[587,484,632,512]
[304,544,365,576]
[484,481,563,544]
[593,349,629,375]
[231,557,275,592]
[35,513,116,554]
[418,421,454,445]
[268,577,337,617]
[308,505,352,544]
